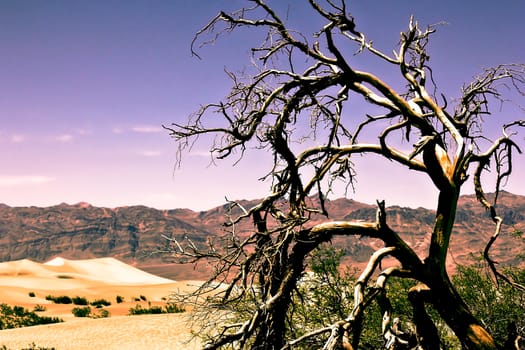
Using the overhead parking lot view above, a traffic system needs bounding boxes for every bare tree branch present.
[168,1,525,348]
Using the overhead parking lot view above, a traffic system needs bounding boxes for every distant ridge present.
[0,191,523,279]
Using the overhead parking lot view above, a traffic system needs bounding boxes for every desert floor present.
[0,314,201,350]
[0,257,205,349]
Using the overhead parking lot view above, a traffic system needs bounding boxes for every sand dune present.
[0,257,205,348]
[0,256,201,307]
[0,259,57,278]
[45,256,175,284]
[0,257,180,298]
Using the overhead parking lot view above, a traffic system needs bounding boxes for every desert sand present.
[0,257,203,349]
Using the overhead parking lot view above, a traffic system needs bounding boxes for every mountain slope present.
[0,192,523,279]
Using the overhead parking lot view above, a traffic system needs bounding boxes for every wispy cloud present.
[0,175,55,187]
[138,150,162,157]
[11,134,26,143]
[131,125,163,133]
[111,125,164,134]
[0,133,27,143]
[56,134,73,142]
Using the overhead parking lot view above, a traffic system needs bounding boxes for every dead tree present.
[165,1,525,349]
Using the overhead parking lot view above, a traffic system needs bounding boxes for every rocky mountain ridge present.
[0,191,523,279]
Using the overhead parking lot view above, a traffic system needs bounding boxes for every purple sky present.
[1,1,524,210]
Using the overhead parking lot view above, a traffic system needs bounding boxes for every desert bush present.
[453,264,525,345]
[71,306,111,318]
[0,304,62,329]
[45,295,72,304]
[164,303,185,313]
[128,303,185,315]
[139,295,147,301]
[116,295,124,303]
[90,298,111,308]
[33,305,46,312]
[129,304,163,315]
[71,306,91,318]
[72,296,88,305]
[28,292,36,298]
[94,309,110,318]
[128,304,144,315]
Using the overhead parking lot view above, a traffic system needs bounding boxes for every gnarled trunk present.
[424,189,499,349]
[430,275,498,349]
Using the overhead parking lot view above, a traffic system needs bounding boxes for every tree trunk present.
[426,189,499,349]
[253,233,327,349]
[408,284,440,350]
[254,309,288,350]
[430,275,499,349]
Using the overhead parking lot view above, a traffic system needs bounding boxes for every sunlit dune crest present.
[43,256,176,284]
[43,256,66,266]
[0,259,52,277]
[0,257,174,286]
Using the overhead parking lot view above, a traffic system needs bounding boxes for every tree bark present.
[408,284,440,350]
[430,277,499,350]
[425,189,499,349]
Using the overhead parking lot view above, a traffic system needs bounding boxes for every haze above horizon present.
[1,1,524,211]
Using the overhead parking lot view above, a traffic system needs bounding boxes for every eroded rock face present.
[0,191,523,277]
[0,203,208,264]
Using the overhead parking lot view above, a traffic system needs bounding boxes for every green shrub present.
[165,303,185,313]
[71,306,91,317]
[0,304,63,329]
[116,295,124,303]
[129,304,162,315]
[33,304,46,312]
[453,264,525,345]
[129,304,151,315]
[72,296,88,305]
[28,292,36,298]
[45,295,72,304]
[128,303,185,315]
[71,306,111,319]
[139,295,147,301]
[90,299,111,308]
[95,309,111,318]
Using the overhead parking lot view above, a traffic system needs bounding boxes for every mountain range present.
[0,191,523,280]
